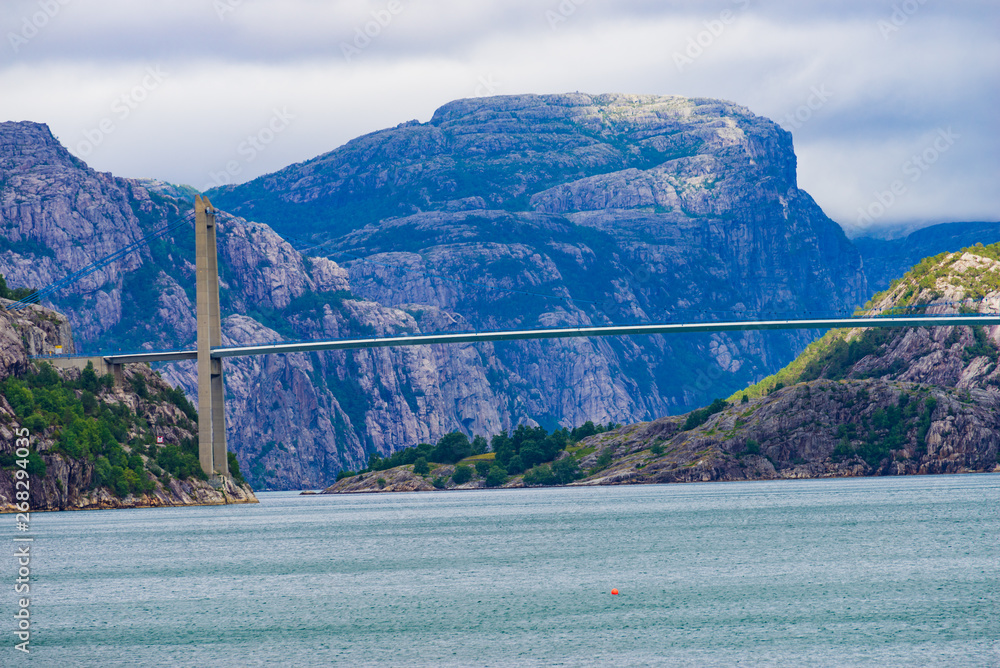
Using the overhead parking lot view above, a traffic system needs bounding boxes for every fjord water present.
[16,475,999,667]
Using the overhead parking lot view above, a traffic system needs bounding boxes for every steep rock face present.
[210,93,868,428]
[2,95,870,490]
[0,299,72,378]
[1,122,513,489]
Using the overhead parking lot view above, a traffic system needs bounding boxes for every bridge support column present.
[195,195,229,477]
[109,362,123,388]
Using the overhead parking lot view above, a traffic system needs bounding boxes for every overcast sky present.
[1,0,996,235]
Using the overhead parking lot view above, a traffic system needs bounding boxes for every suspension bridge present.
[13,196,1000,480]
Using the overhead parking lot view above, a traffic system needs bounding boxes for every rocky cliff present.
[206,94,871,473]
[0,95,878,490]
[0,299,256,512]
[1,121,504,489]
[568,243,1000,485]
[326,243,1000,492]
[1,96,875,491]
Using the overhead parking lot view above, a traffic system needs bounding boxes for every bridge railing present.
[27,312,1000,364]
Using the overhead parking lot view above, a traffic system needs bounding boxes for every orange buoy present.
[611,589,619,595]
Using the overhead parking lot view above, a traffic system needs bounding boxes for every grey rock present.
[0,93,873,490]
[0,301,257,511]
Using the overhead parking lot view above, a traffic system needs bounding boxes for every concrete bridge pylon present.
[195,195,228,477]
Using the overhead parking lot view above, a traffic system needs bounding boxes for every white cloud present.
[1,0,996,230]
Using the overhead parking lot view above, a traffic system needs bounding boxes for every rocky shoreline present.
[324,376,1000,494]
[326,245,1000,496]
[322,467,999,495]
[0,301,258,512]
[0,474,257,513]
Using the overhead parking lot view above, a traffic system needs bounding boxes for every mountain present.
[534,243,1000,486]
[0,298,256,511]
[3,93,978,491]
[2,121,541,490]
[208,93,869,426]
[855,221,1000,292]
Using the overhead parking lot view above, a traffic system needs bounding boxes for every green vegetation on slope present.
[730,242,1000,402]
[337,420,620,488]
[0,273,37,302]
[1,362,245,496]
[830,392,938,467]
[683,398,728,430]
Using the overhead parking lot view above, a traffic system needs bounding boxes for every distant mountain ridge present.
[855,221,1000,292]
[0,93,997,490]
[210,94,797,236]
[208,93,870,416]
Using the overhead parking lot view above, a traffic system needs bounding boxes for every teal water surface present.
[5,474,999,666]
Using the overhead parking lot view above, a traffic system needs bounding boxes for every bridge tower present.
[195,195,229,477]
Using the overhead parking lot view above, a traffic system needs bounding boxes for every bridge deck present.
[31,314,1000,364]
